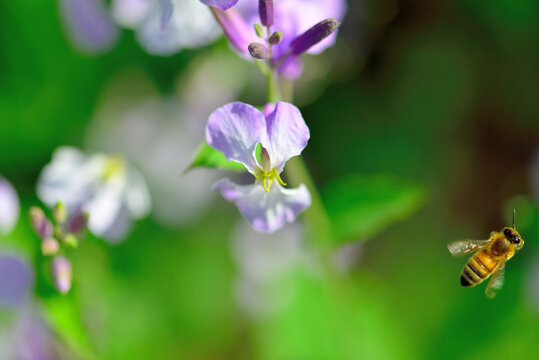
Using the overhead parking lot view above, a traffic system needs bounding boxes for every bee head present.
[503,227,524,249]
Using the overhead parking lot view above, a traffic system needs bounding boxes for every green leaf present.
[322,174,427,242]
[186,142,246,172]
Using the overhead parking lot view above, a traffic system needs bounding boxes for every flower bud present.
[66,212,88,234]
[41,237,60,256]
[254,23,264,38]
[258,0,274,27]
[268,31,282,45]
[63,233,79,248]
[53,202,68,225]
[51,256,72,294]
[29,207,53,239]
[248,42,269,60]
[290,18,339,56]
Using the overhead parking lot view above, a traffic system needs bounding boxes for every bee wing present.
[447,239,490,256]
[485,264,505,299]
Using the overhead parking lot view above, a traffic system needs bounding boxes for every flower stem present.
[264,71,333,249]
[267,71,282,103]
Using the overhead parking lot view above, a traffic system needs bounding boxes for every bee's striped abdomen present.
[460,250,498,287]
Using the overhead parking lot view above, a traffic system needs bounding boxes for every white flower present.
[112,0,220,55]
[37,147,151,242]
[0,176,19,235]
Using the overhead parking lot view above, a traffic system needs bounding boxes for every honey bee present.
[447,211,524,298]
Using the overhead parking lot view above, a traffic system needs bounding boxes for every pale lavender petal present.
[137,0,220,55]
[112,0,152,28]
[84,182,124,238]
[262,102,309,172]
[14,309,55,360]
[0,255,32,308]
[59,0,119,54]
[201,0,239,11]
[206,102,266,174]
[276,55,303,80]
[213,178,311,233]
[160,0,173,29]
[37,147,97,211]
[210,7,257,55]
[262,103,275,117]
[0,176,19,235]
[101,203,132,244]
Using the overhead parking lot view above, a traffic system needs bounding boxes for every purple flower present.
[59,0,119,54]
[0,176,19,235]
[237,0,347,79]
[200,0,239,11]
[206,101,311,233]
[0,255,32,308]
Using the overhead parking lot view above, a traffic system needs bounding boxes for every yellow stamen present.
[276,172,286,186]
[256,168,285,193]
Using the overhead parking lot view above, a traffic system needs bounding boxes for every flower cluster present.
[29,203,87,293]
[196,0,345,232]
[59,0,221,55]
[209,0,345,79]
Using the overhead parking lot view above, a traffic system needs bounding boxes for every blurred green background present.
[1,0,538,359]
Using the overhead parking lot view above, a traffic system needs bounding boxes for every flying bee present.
[447,210,524,298]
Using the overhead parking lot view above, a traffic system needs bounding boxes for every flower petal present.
[125,166,152,219]
[84,182,124,237]
[206,102,266,174]
[0,177,19,235]
[112,0,152,28]
[160,0,173,29]
[262,102,310,172]
[276,56,304,81]
[213,178,311,233]
[59,0,119,54]
[37,147,101,210]
[0,255,32,308]
[200,0,239,11]
[137,0,220,55]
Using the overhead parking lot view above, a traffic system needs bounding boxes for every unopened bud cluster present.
[246,0,339,66]
[29,202,88,294]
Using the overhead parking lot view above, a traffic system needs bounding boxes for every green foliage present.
[187,142,246,172]
[42,294,96,359]
[323,174,427,242]
[253,269,415,360]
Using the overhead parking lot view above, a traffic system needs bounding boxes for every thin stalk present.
[264,71,333,253]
